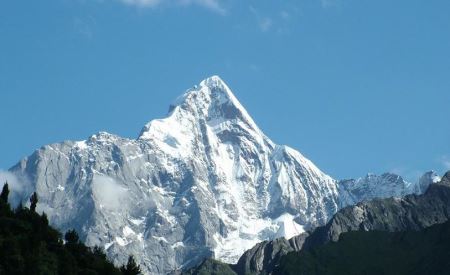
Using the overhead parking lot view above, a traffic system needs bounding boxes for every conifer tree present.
[30,192,38,212]
[41,212,49,226]
[65,229,80,244]
[16,200,23,213]
[0,182,9,203]
[120,255,142,275]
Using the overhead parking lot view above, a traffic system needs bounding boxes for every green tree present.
[0,189,122,275]
[30,192,38,212]
[120,256,142,275]
[1,182,9,203]
[65,229,80,245]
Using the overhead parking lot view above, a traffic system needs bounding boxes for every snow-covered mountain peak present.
[172,75,259,130]
[138,76,266,150]
[8,75,434,274]
[199,74,228,89]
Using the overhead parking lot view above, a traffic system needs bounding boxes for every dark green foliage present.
[274,220,450,275]
[65,229,80,244]
[1,183,9,203]
[0,183,12,217]
[29,192,38,212]
[0,185,123,275]
[120,256,142,275]
[182,258,237,275]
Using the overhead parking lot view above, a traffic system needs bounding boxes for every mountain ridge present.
[229,171,450,275]
[7,76,434,274]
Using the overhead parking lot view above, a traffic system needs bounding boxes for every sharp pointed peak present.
[199,75,227,88]
[170,75,258,126]
[171,75,236,109]
[139,75,265,140]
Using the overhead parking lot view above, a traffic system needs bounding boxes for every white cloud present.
[280,11,290,20]
[120,0,161,8]
[179,0,226,15]
[249,6,273,32]
[320,0,341,9]
[441,156,450,170]
[73,16,96,39]
[92,175,128,210]
[118,0,226,14]
[389,167,423,183]
[0,171,32,207]
[259,17,273,32]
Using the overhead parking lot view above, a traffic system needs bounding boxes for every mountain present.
[274,218,450,275]
[308,171,450,245]
[229,171,449,275]
[7,76,431,274]
[337,172,436,208]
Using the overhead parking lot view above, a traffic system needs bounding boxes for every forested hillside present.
[0,182,140,275]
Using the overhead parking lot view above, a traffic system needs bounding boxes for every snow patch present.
[115,237,128,246]
[104,241,114,250]
[75,141,88,150]
[123,226,135,237]
[274,213,305,240]
[152,236,168,243]
[171,242,184,249]
[130,217,145,226]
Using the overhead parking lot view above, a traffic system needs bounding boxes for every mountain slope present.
[231,171,449,275]
[308,171,450,246]
[275,219,450,275]
[8,76,430,274]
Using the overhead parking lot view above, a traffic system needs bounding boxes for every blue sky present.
[1,0,449,181]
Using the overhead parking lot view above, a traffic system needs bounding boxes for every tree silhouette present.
[1,182,9,203]
[30,192,38,212]
[65,229,80,245]
[120,255,142,275]
[0,190,121,274]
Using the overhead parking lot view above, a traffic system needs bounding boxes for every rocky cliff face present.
[8,76,432,274]
[314,171,450,245]
[234,171,448,275]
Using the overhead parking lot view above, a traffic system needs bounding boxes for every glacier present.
[7,76,435,274]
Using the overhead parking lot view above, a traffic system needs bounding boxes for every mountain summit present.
[8,76,432,274]
[139,75,263,147]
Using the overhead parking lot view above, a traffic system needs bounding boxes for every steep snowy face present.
[7,76,429,275]
[9,76,341,274]
[136,76,340,262]
[138,76,268,160]
[9,76,340,274]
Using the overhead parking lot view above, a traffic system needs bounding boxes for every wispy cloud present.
[92,175,128,210]
[280,10,290,20]
[248,5,298,34]
[441,156,450,170]
[389,167,424,183]
[118,0,227,14]
[119,0,161,8]
[249,6,273,32]
[179,0,226,15]
[320,0,341,9]
[259,17,273,32]
[0,171,32,207]
[73,16,96,40]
